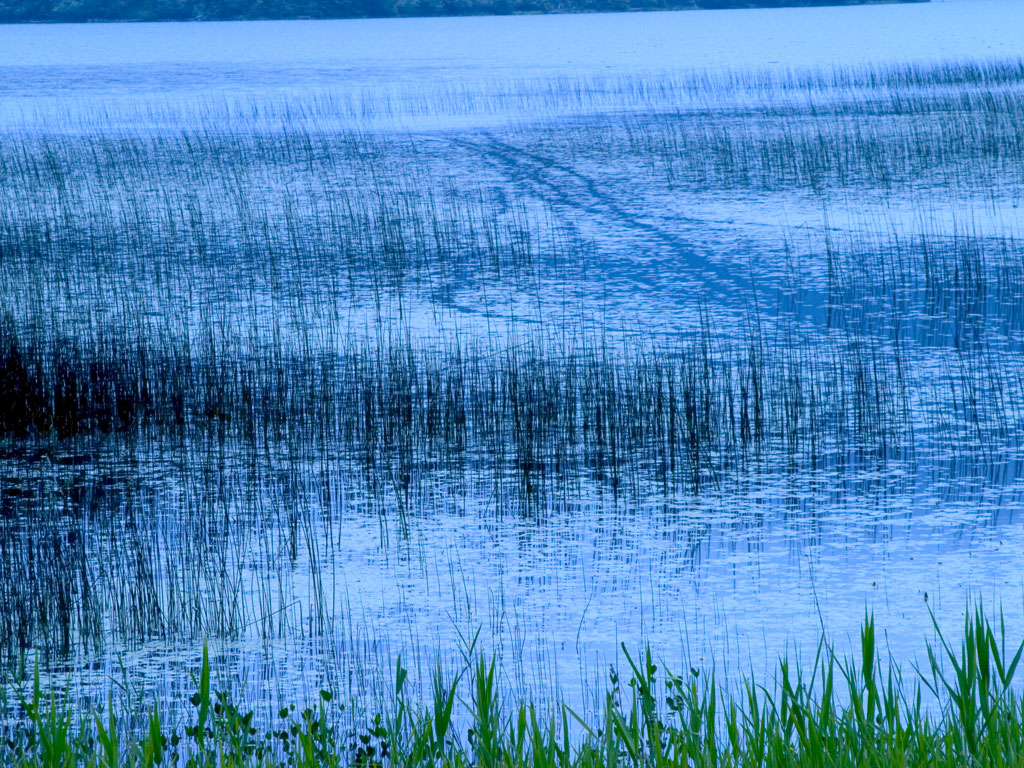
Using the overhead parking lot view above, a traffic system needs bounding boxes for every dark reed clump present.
[0,310,930,493]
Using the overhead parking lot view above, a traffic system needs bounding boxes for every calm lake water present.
[2,0,1024,720]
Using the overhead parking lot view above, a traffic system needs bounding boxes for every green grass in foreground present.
[3,607,1024,767]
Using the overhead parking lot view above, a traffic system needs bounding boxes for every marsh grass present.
[3,608,1024,766]
[0,309,927,485]
[3,55,1024,732]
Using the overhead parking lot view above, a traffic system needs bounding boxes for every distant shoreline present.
[0,0,930,26]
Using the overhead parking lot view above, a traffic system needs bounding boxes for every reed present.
[3,55,1024,739]
[3,607,1024,767]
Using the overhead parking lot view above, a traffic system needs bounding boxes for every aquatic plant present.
[3,608,1024,767]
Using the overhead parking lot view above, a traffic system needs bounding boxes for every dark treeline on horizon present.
[0,0,927,24]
